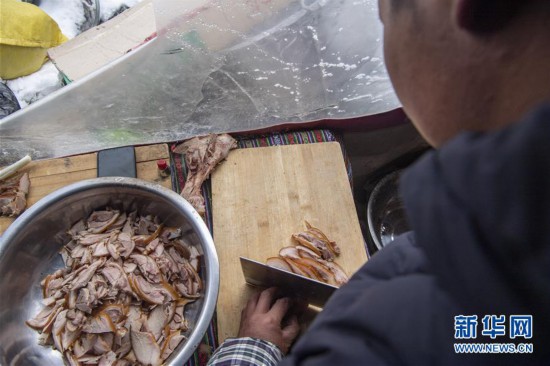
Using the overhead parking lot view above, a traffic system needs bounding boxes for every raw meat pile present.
[266,221,349,286]
[173,134,237,216]
[0,172,30,217]
[26,209,203,366]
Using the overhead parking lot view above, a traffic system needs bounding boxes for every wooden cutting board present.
[0,144,171,235]
[211,142,368,342]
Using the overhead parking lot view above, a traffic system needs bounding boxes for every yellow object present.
[0,0,68,79]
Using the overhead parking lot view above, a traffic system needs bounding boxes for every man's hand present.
[238,287,302,354]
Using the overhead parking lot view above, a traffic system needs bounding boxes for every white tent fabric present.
[0,0,399,164]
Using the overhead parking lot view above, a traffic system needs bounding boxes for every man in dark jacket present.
[208,0,550,364]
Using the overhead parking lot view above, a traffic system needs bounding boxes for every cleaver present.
[240,257,338,307]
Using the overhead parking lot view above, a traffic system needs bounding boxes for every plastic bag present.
[0,83,20,119]
[0,0,67,79]
[0,0,399,164]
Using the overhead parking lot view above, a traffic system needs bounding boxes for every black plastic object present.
[97,146,136,178]
[0,83,20,119]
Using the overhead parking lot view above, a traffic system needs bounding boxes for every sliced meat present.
[29,210,200,365]
[79,248,93,265]
[66,309,86,332]
[285,258,322,281]
[266,257,292,272]
[38,331,52,346]
[70,244,88,259]
[68,220,86,237]
[93,241,110,257]
[87,210,120,234]
[77,354,102,364]
[101,262,132,293]
[145,303,175,341]
[128,275,174,305]
[160,331,186,361]
[292,232,334,261]
[88,274,110,303]
[98,351,117,366]
[107,239,120,260]
[65,351,81,366]
[44,275,64,298]
[62,326,81,351]
[18,172,30,193]
[52,309,68,352]
[282,257,310,278]
[26,301,62,330]
[114,359,130,366]
[122,212,136,235]
[169,305,188,332]
[82,312,117,333]
[144,238,161,255]
[73,333,96,357]
[42,296,58,308]
[153,242,165,257]
[102,304,127,324]
[181,261,202,296]
[137,215,157,235]
[75,288,93,314]
[130,254,162,283]
[159,227,181,242]
[125,306,145,333]
[60,247,74,267]
[0,173,30,217]
[295,245,321,260]
[186,244,201,273]
[117,233,135,258]
[305,220,341,255]
[122,262,137,274]
[78,233,113,246]
[93,333,114,355]
[114,330,132,358]
[294,257,336,285]
[279,246,301,260]
[321,259,349,286]
[43,303,65,335]
[109,212,127,231]
[130,330,161,366]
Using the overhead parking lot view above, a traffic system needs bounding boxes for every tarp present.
[0,0,399,164]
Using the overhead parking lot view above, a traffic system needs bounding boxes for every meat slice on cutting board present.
[0,172,30,217]
[173,134,237,216]
[266,221,349,286]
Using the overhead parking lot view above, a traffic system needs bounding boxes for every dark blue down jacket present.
[281,105,550,365]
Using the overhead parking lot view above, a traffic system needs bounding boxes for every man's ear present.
[455,0,526,34]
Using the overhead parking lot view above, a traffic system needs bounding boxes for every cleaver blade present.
[240,257,337,307]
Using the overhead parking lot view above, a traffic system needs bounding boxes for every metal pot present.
[366,170,410,253]
[0,177,219,365]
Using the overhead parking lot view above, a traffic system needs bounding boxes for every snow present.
[39,0,87,39]
[39,0,143,39]
[1,0,142,114]
[100,0,142,23]
[6,62,64,108]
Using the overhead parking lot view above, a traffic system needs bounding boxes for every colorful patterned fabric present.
[206,338,283,366]
[169,129,352,365]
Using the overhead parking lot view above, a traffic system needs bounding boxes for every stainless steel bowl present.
[0,177,219,365]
